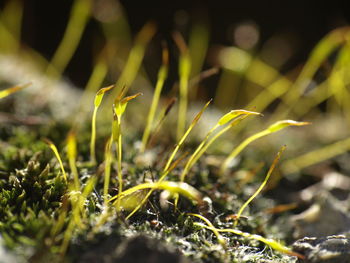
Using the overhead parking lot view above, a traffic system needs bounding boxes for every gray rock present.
[292,235,350,263]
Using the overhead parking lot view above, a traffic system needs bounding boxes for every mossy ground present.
[1,2,350,263]
[0,106,299,263]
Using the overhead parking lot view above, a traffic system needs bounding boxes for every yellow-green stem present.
[46,0,91,80]
[234,146,285,227]
[103,138,112,205]
[90,107,98,164]
[220,130,270,175]
[141,65,168,152]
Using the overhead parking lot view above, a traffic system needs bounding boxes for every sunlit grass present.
[112,88,142,211]
[234,145,286,227]
[46,0,91,80]
[0,82,31,99]
[140,44,169,152]
[43,138,67,182]
[67,131,80,190]
[173,32,192,140]
[220,120,310,175]
[90,85,114,164]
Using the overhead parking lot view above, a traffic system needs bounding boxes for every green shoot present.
[147,97,177,149]
[112,88,142,211]
[124,100,210,220]
[274,27,350,119]
[140,44,169,152]
[46,0,91,80]
[123,152,187,220]
[1,0,23,50]
[164,99,212,172]
[0,82,31,99]
[193,223,304,259]
[109,22,156,101]
[173,31,192,141]
[67,131,80,190]
[187,213,227,248]
[43,138,67,182]
[234,146,286,227]
[74,53,109,126]
[103,138,112,205]
[60,176,97,257]
[220,120,310,175]
[90,85,114,164]
[109,181,202,207]
[50,195,69,239]
[188,16,209,99]
[282,136,350,174]
[180,110,261,183]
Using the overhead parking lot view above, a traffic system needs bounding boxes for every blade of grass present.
[282,136,350,174]
[107,22,156,103]
[147,97,177,149]
[234,146,286,227]
[124,100,210,219]
[43,138,67,182]
[67,131,80,190]
[73,53,109,127]
[0,82,31,99]
[140,44,169,152]
[112,90,142,212]
[187,213,227,248]
[109,181,202,206]
[60,176,97,257]
[164,99,212,172]
[46,0,91,80]
[194,223,304,259]
[103,138,112,205]
[173,31,192,140]
[188,15,209,99]
[180,110,261,183]
[1,0,23,50]
[90,85,114,164]
[220,120,309,175]
[273,27,350,119]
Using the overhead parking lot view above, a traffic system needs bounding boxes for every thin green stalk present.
[164,99,211,172]
[140,46,169,152]
[180,110,261,183]
[0,82,31,99]
[174,32,191,141]
[90,85,114,164]
[188,213,226,248]
[103,138,112,205]
[67,132,80,190]
[112,90,142,212]
[107,22,156,104]
[43,138,67,182]
[46,0,91,80]
[221,130,270,175]
[220,120,309,175]
[194,223,304,259]
[234,146,286,227]
[90,107,98,164]
[125,100,211,220]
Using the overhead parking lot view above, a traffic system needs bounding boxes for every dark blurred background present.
[3,0,349,88]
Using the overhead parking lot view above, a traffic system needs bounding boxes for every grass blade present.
[0,82,31,99]
[90,85,114,164]
[141,44,169,152]
[234,146,286,227]
[220,120,309,175]
[43,138,67,182]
